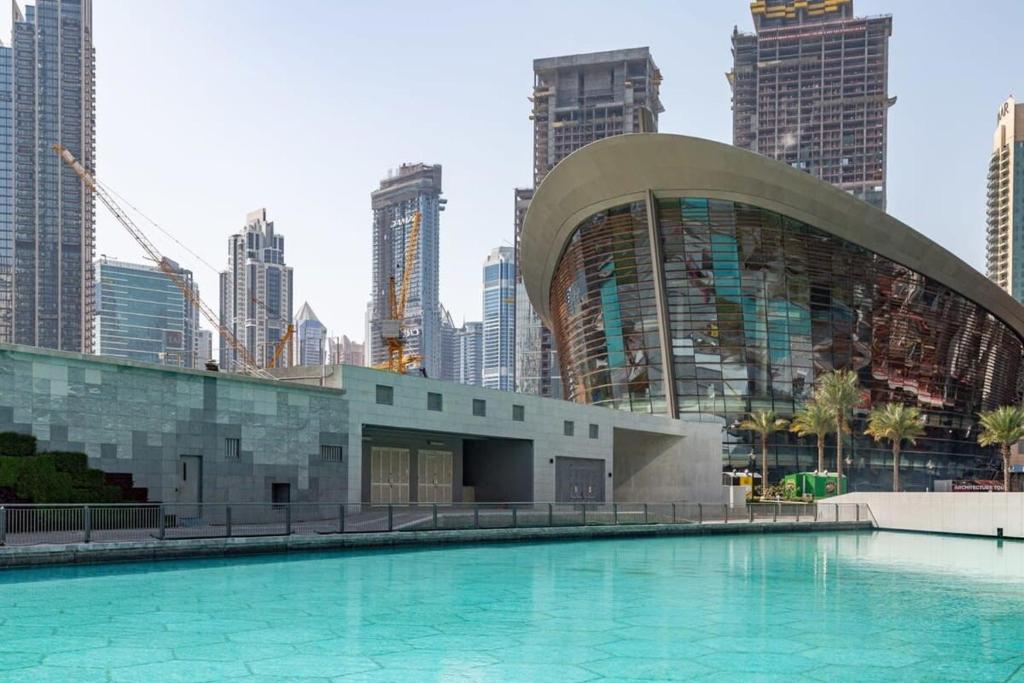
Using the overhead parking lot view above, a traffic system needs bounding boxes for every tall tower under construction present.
[516,48,663,398]
[728,0,894,210]
[370,164,445,378]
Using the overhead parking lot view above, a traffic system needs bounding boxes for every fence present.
[0,501,871,547]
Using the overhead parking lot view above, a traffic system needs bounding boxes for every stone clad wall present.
[0,344,349,503]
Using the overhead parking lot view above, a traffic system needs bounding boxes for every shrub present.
[47,452,88,473]
[0,432,37,458]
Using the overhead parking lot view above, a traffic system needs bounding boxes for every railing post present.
[582,503,587,526]
[512,506,518,528]
[548,503,553,527]
[613,503,618,525]
[643,503,649,524]
[698,503,703,524]
[0,506,5,546]
[286,504,292,535]
[672,502,677,524]
[835,504,839,523]
[226,505,232,537]
[387,504,393,532]
[856,504,860,522]
[748,504,754,523]
[724,504,729,523]
[814,504,819,522]
[432,503,438,530]
[474,504,480,529]
[795,506,800,524]
[83,505,91,543]
[339,504,345,534]
[773,503,778,523]
[158,504,165,540]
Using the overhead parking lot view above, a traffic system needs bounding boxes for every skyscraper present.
[328,335,364,366]
[295,301,326,366]
[0,45,12,345]
[456,321,483,387]
[94,258,199,368]
[516,48,663,398]
[369,164,445,377]
[728,0,894,210]
[219,209,293,371]
[482,246,515,391]
[987,97,1024,302]
[439,305,457,382]
[197,329,213,366]
[8,0,96,352]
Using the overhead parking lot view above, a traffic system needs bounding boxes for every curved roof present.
[521,133,1024,340]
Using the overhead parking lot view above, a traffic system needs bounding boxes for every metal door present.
[417,450,452,504]
[371,447,409,504]
[177,455,203,517]
[555,456,605,503]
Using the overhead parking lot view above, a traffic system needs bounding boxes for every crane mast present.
[53,144,272,379]
[377,211,422,374]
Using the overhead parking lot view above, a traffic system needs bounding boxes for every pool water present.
[1,531,1023,682]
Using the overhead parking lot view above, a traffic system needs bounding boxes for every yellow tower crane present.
[53,144,274,379]
[376,211,422,374]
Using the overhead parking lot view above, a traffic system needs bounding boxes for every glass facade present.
[482,246,515,391]
[95,259,199,368]
[11,0,96,352]
[550,197,1024,489]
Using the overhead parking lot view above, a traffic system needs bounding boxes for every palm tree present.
[739,409,789,498]
[790,401,832,473]
[865,403,925,492]
[814,369,860,487]
[977,406,1024,492]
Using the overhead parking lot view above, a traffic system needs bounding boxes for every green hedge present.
[0,432,37,458]
[0,453,125,504]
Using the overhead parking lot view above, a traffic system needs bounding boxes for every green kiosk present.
[782,472,847,500]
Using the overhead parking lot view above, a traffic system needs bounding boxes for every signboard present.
[950,480,1005,492]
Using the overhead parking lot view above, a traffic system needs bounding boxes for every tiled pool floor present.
[1,531,1023,681]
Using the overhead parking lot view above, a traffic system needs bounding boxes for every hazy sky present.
[5,1,1022,352]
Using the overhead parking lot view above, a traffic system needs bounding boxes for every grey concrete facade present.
[0,342,724,505]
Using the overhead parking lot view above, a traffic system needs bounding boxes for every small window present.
[589,424,599,439]
[272,482,290,508]
[512,404,525,422]
[225,437,240,459]
[564,421,575,437]
[320,445,343,463]
[376,384,394,406]
[473,399,486,417]
[427,392,443,412]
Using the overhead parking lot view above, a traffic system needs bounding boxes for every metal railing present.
[0,501,872,547]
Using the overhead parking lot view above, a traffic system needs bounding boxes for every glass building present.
[522,134,1024,490]
[10,1,96,353]
[295,301,326,366]
[482,246,515,391]
[94,258,199,368]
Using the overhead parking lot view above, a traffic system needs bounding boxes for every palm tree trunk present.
[1003,444,1011,493]
[835,417,844,484]
[817,438,824,473]
[892,442,900,493]
[761,433,769,499]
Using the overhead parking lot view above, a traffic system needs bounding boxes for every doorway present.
[417,450,453,503]
[177,455,203,516]
[370,447,410,504]
[555,456,605,503]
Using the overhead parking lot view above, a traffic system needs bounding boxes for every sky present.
[5,1,1023,354]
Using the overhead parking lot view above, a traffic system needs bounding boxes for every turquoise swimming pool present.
[0,531,1022,682]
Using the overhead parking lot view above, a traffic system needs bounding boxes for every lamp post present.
[926,459,935,492]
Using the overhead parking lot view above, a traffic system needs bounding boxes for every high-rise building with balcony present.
[295,301,326,366]
[94,257,199,368]
[516,48,662,398]
[197,329,213,366]
[369,164,445,377]
[987,97,1024,302]
[8,0,96,352]
[728,0,893,210]
[219,209,293,371]
[482,246,515,391]
[456,321,483,387]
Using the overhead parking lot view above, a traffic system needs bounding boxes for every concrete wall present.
[613,428,724,503]
[276,364,725,504]
[0,344,349,504]
[837,492,1024,539]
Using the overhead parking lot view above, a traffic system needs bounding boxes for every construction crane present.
[53,144,273,380]
[376,211,422,374]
